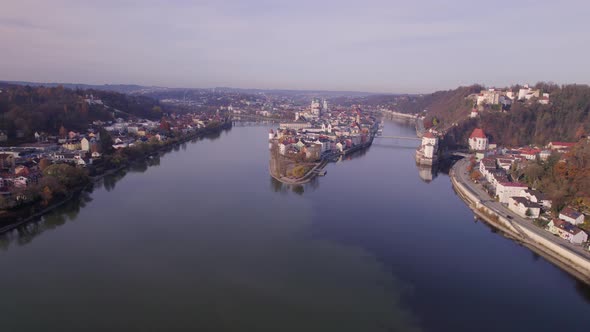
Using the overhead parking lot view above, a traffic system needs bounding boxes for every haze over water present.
[0,120,589,331]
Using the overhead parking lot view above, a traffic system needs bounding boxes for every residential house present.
[548,219,588,244]
[547,141,576,152]
[559,207,585,225]
[509,196,541,218]
[522,189,552,209]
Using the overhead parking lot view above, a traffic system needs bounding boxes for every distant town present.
[268,99,378,184]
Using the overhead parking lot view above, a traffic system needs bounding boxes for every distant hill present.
[1,81,384,99]
[0,81,158,94]
[0,84,165,143]
[394,85,483,124]
[212,87,380,98]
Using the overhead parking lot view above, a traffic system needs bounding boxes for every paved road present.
[453,158,590,260]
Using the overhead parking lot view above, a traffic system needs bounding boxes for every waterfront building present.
[548,219,588,244]
[495,181,527,204]
[415,131,438,165]
[559,207,585,225]
[508,196,541,218]
[468,128,488,152]
[522,189,552,209]
[279,122,312,130]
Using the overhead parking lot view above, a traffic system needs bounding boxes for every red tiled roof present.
[470,128,486,139]
[560,207,583,219]
[549,142,576,147]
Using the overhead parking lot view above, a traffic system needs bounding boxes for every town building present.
[508,196,541,218]
[415,131,438,165]
[469,128,488,151]
[279,122,312,130]
[495,181,528,204]
[548,219,588,244]
[559,207,585,225]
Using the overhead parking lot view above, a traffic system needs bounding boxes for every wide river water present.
[1,120,590,331]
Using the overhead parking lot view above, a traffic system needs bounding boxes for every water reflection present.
[416,165,438,183]
[0,191,94,251]
[269,177,320,195]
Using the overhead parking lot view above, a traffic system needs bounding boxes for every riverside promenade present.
[451,157,590,284]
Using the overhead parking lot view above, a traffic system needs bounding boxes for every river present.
[1,120,589,332]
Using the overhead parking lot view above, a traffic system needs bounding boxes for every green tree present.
[99,128,114,154]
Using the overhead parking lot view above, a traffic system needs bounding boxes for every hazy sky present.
[1,0,589,93]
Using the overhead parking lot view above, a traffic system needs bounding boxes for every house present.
[496,182,528,204]
[518,85,541,101]
[496,157,515,171]
[522,189,552,209]
[547,141,576,151]
[520,148,541,160]
[468,128,488,151]
[559,207,585,225]
[509,196,541,218]
[539,150,552,161]
[548,219,588,244]
[479,157,496,176]
[487,170,509,189]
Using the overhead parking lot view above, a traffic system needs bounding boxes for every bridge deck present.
[374,136,421,140]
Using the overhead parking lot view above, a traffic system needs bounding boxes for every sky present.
[1,0,589,93]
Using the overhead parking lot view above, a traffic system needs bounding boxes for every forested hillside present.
[399,84,590,148]
[0,84,165,142]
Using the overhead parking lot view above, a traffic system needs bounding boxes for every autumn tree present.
[160,119,171,133]
[470,170,482,182]
[41,186,53,205]
[39,158,51,171]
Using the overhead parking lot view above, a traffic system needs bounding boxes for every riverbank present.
[450,157,590,285]
[0,121,232,234]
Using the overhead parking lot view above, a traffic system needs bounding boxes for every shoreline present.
[0,121,232,234]
[450,158,590,285]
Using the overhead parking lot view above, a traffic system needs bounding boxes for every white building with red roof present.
[415,131,438,165]
[547,141,576,151]
[468,128,488,152]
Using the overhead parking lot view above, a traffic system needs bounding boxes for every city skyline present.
[1,0,589,93]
